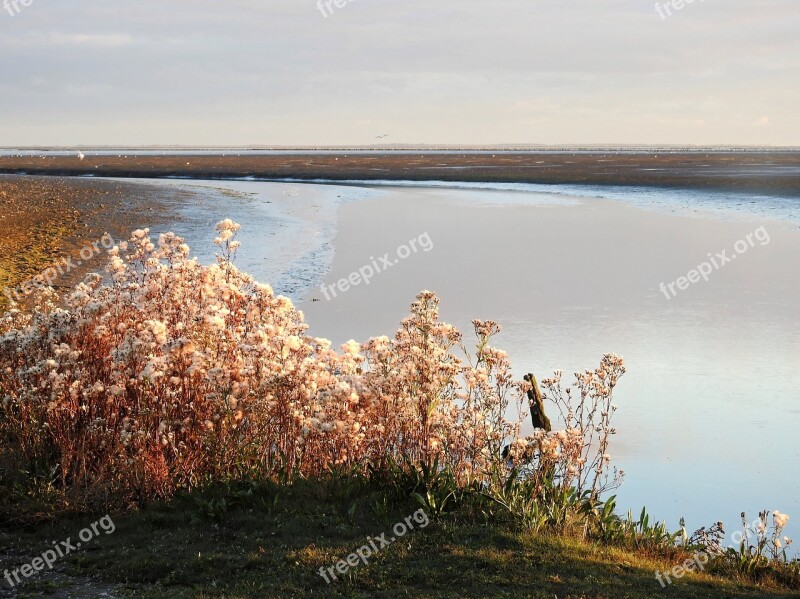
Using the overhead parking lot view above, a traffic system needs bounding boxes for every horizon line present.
[2,144,800,153]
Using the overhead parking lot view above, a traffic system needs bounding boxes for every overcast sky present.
[0,0,797,146]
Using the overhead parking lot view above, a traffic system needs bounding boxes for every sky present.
[0,0,798,147]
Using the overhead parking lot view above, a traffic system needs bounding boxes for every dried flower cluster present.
[741,510,794,560]
[687,521,727,555]
[507,354,627,498]
[0,221,561,507]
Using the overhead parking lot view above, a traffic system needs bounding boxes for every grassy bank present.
[1,480,798,599]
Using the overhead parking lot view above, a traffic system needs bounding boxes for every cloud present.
[0,0,797,145]
[48,33,134,47]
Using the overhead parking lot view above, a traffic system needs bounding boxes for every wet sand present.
[0,175,193,307]
[1,152,799,197]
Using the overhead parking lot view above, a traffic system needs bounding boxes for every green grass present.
[1,481,798,598]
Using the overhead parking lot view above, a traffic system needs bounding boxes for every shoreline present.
[1,151,799,197]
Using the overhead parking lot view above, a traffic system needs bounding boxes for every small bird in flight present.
[375,134,389,139]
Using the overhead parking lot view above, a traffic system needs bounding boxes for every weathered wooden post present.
[524,373,551,432]
[501,372,552,461]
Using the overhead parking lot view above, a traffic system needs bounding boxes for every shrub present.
[0,221,531,510]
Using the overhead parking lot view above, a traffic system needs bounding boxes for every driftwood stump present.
[524,373,551,432]
[502,372,552,460]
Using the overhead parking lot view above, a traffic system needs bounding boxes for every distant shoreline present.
[3,145,800,153]
[2,151,799,197]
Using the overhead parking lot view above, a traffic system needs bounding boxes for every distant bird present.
[78,152,85,160]
[375,134,389,139]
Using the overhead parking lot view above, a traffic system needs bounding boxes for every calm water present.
[123,177,800,551]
